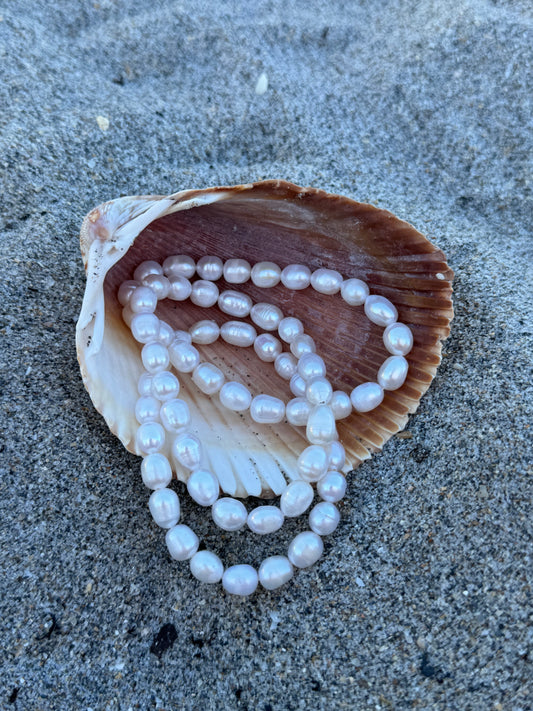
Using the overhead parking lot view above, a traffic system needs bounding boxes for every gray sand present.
[0,1,531,709]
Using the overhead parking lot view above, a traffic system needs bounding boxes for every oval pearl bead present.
[288,531,324,568]
[118,280,140,306]
[341,277,369,305]
[306,405,337,445]
[364,294,398,326]
[197,255,223,281]
[133,260,163,282]
[157,320,174,346]
[163,254,195,278]
[173,330,192,344]
[189,320,220,345]
[218,290,252,317]
[192,362,225,395]
[219,381,252,411]
[167,275,192,301]
[383,322,413,355]
[317,470,347,503]
[142,273,170,300]
[297,444,329,482]
[168,342,200,373]
[306,376,333,405]
[274,352,298,380]
[160,398,191,432]
[129,285,158,314]
[166,524,199,561]
[281,264,311,290]
[251,261,281,287]
[309,502,340,535]
[151,371,180,401]
[310,267,343,294]
[136,421,165,454]
[187,468,219,506]
[223,258,251,284]
[141,453,172,489]
[327,441,346,470]
[254,333,282,362]
[286,397,311,425]
[220,321,257,347]
[212,497,247,531]
[250,395,285,424]
[141,342,169,373]
[259,556,294,590]
[135,395,160,424]
[138,373,153,397]
[290,373,307,397]
[172,432,203,470]
[190,280,219,307]
[280,480,314,517]
[148,488,180,528]
[290,334,316,358]
[377,355,409,391]
[350,382,384,412]
[122,304,134,327]
[222,565,258,596]
[190,550,224,583]
[131,313,159,344]
[297,353,326,380]
[278,316,304,343]
[330,390,352,419]
[247,506,284,534]
[250,302,283,331]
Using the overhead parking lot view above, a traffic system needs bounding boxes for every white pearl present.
[129,285,158,314]
[286,397,311,425]
[327,441,346,470]
[121,304,134,327]
[280,480,314,517]
[192,362,225,395]
[306,405,337,445]
[310,267,343,294]
[141,342,169,373]
[219,381,252,411]
[222,565,258,596]
[297,353,326,380]
[364,294,398,326]
[341,278,369,306]
[297,444,329,482]
[157,320,174,346]
[309,502,340,535]
[212,497,247,531]
[259,556,294,590]
[160,398,191,432]
[251,261,281,287]
[250,302,284,331]
[190,550,224,583]
[350,382,384,412]
[167,275,192,301]
[131,313,159,343]
[383,322,413,356]
[253,333,282,362]
[223,258,251,284]
[250,395,285,424]
[274,352,298,380]
[148,487,180,528]
[330,390,352,419]
[378,355,409,390]
[138,373,153,397]
[163,255,195,278]
[173,330,192,344]
[135,395,160,424]
[187,468,219,506]
[117,280,140,306]
[166,524,199,561]
[141,452,172,489]
[191,280,219,307]
[133,260,163,282]
[197,255,223,281]
[247,506,284,535]
[306,376,333,405]
[142,273,170,300]
[220,321,257,347]
[289,373,307,397]
[278,316,304,343]
[172,432,203,470]
[317,470,347,503]
[189,320,220,345]
[151,371,180,401]
[290,334,316,358]
[168,341,200,373]
[288,531,324,568]
[281,264,311,290]
[218,290,252,317]
[136,421,165,454]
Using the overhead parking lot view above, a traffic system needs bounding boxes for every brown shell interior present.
[103,182,453,476]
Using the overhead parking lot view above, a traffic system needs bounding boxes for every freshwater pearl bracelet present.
[118,256,413,595]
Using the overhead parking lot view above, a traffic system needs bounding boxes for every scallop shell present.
[76,180,453,499]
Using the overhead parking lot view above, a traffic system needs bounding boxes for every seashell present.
[76,180,453,502]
